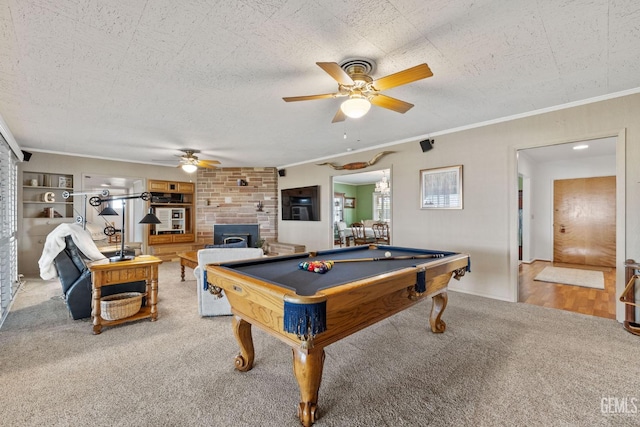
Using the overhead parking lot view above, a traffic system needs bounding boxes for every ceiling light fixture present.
[375,171,390,194]
[573,144,589,150]
[340,96,371,119]
[181,163,198,173]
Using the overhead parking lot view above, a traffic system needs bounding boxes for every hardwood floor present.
[518,260,616,319]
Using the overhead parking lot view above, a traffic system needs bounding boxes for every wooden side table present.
[88,255,163,334]
[177,251,198,282]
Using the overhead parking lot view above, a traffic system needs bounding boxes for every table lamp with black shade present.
[91,192,161,262]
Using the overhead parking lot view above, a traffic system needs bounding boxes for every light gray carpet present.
[1,261,639,426]
[534,266,605,289]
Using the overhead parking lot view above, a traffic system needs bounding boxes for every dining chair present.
[372,222,390,244]
[336,221,353,247]
[351,222,376,245]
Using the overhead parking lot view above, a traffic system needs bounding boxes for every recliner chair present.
[53,236,146,320]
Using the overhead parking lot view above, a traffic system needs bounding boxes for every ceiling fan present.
[161,149,221,173]
[283,58,433,122]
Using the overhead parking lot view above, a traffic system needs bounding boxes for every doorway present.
[82,174,146,243]
[553,176,616,267]
[332,169,391,246]
[516,136,620,319]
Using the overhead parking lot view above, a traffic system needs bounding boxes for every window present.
[0,134,19,328]
[373,192,391,223]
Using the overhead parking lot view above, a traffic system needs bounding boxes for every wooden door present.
[553,176,615,267]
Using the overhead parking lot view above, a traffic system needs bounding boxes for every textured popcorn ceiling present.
[0,0,638,168]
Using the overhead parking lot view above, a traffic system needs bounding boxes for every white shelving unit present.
[19,171,75,276]
[22,171,74,218]
[155,208,185,234]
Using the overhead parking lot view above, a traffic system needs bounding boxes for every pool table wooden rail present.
[207,253,466,348]
[205,251,469,427]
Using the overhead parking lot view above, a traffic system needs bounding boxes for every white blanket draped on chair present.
[38,223,105,280]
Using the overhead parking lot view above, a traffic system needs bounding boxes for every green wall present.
[355,184,375,222]
[333,182,374,224]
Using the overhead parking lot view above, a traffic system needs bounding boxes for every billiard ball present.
[385,251,391,258]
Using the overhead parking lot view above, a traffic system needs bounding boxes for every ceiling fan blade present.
[371,63,433,91]
[196,160,220,167]
[370,94,414,113]
[316,62,354,86]
[283,93,337,102]
[195,163,218,169]
[331,108,346,123]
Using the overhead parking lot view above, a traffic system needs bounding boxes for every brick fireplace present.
[195,167,278,246]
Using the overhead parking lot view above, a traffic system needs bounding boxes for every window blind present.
[0,133,19,328]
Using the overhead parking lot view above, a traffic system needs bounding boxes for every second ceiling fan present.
[174,149,220,173]
[283,58,433,122]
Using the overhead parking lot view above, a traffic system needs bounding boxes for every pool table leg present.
[232,316,254,371]
[292,347,325,427]
[429,291,448,333]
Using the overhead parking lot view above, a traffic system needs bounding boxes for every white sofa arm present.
[195,248,264,316]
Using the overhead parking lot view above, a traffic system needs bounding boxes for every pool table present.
[205,244,470,426]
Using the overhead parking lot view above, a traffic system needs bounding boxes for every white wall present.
[518,152,535,262]
[279,93,640,319]
[18,152,195,250]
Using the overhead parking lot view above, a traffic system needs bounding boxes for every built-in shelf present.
[22,171,74,218]
[20,171,75,276]
[147,180,194,245]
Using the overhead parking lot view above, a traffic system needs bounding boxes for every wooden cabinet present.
[147,180,195,245]
[148,180,194,193]
[148,181,169,192]
[177,182,194,193]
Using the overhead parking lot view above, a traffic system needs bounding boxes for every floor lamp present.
[90,192,161,262]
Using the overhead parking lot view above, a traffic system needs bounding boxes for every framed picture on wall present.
[344,197,356,209]
[420,165,463,209]
[58,176,72,188]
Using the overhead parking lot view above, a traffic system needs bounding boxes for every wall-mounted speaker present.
[278,169,286,177]
[419,139,434,152]
[22,150,32,161]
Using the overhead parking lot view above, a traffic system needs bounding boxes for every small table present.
[206,245,470,426]
[88,255,163,335]
[178,251,198,281]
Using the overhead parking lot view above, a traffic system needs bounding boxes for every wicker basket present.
[100,292,143,321]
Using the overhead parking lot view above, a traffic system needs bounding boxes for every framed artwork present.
[344,197,356,209]
[58,176,72,188]
[420,165,463,209]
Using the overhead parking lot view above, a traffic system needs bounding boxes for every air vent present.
[339,58,376,76]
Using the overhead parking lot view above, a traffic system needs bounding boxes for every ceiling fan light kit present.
[152,149,221,171]
[283,58,432,122]
[181,163,198,173]
[340,96,371,118]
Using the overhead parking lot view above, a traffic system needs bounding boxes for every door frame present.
[510,129,626,322]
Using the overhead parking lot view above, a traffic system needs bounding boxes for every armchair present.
[194,247,264,316]
[53,236,146,319]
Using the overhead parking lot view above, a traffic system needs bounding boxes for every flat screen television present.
[281,185,320,221]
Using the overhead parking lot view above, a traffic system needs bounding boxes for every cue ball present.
[385,251,391,258]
